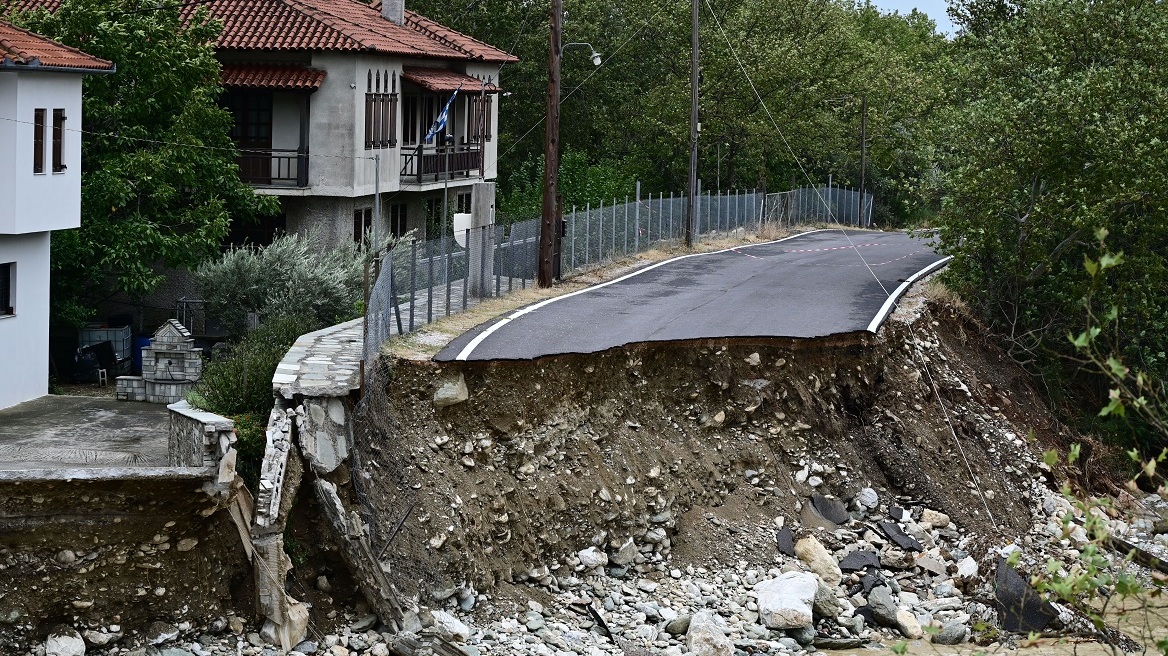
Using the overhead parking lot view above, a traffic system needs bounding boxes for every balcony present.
[400,143,483,185]
[237,149,309,188]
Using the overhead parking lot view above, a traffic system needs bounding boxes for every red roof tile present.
[0,20,113,71]
[402,66,500,94]
[4,0,517,63]
[221,63,325,89]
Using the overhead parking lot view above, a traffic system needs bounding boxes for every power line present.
[499,0,678,162]
[701,0,999,530]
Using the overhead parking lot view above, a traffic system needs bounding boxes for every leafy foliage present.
[195,232,366,338]
[10,0,277,326]
[409,0,948,224]
[190,313,322,417]
[936,0,1168,423]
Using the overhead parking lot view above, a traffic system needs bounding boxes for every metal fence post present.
[570,206,576,272]
[611,197,617,257]
[585,202,591,266]
[409,238,417,333]
[598,198,604,262]
[623,195,629,255]
[426,238,434,324]
[462,228,470,311]
[635,181,641,253]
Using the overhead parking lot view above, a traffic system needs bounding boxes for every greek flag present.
[424,85,462,143]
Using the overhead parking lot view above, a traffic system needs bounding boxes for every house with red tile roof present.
[0,20,113,409]
[9,0,516,247]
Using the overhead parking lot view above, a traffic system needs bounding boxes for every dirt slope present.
[357,284,1080,600]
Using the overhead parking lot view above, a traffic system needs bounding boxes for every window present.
[33,109,45,174]
[467,95,493,143]
[402,95,419,146]
[390,204,408,237]
[52,109,66,172]
[456,192,472,215]
[0,262,12,316]
[353,207,373,243]
[364,69,398,149]
[425,197,443,238]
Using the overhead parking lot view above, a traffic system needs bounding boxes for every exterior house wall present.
[466,62,500,181]
[0,73,83,235]
[0,232,51,409]
[305,53,359,197]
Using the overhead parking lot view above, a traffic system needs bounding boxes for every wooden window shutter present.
[52,109,65,172]
[33,109,45,173]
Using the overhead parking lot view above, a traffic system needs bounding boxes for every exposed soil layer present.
[360,296,1079,600]
[0,479,252,649]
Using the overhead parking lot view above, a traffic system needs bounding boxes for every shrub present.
[196,233,366,338]
[190,313,322,417]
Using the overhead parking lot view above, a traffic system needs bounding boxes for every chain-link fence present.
[765,185,873,228]
[363,184,873,366]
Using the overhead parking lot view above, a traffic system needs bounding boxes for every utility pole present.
[858,95,867,226]
[685,0,699,248]
[539,0,563,288]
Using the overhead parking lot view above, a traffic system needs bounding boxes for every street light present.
[540,1,604,287]
[563,42,602,66]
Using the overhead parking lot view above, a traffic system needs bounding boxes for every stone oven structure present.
[116,320,203,403]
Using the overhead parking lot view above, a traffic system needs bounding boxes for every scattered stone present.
[955,556,978,579]
[664,614,692,635]
[45,626,85,656]
[776,526,796,557]
[433,374,469,408]
[578,546,608,568]
[815,637,866,649]
[795,535,843,585]
[867,586,900,627]
[812,580,841,619]
[610,539,638,566]
[756,571,817,629]
[800,502,839,532]
[856,487,879,510]
[227,617,245,635]
[82,630,119,647]
[686,610,733,656]
[811,493,851,525]
[350,614,378,632]
[920,508,951,528]
[431,610,471,642]
[293,641,318,654]
[176,537,199,552]
[787,625,817,646]
[895,609,923,639]
[145,621,181,645]
[915,553,947,575]
[933,621,968,645]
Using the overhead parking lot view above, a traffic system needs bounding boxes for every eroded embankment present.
[0,478,252,649]
[362,299,1076,598]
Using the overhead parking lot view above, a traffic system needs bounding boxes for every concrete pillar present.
[469,182,496,297]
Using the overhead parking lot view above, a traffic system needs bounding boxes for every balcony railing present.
[237,148,309,188]
[400,143,483,184]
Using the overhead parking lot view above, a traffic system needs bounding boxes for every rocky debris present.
[756,571,817,629]
[432,373,468,408]
[794,535,842,585]
[145,621,180,646]
[934,620,969,644]
[810,493,851,525]
[686,610,733,656]
[879,520,924,552]
[45,626,85,656]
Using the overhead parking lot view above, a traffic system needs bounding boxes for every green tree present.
[936,0,1168,416]
[10,0,277,325]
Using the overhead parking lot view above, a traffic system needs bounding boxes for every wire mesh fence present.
[764,185,873,228]
[362,184,871,366]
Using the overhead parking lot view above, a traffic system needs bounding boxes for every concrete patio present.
[0,395,170,471]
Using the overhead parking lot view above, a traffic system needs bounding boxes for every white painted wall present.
[466,62,502,181]
[0,232,51,409]
[0,72,83,235]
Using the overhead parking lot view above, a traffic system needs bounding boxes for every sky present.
[868,0,957,36]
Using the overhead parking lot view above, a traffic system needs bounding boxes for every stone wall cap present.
[168,400,235,431]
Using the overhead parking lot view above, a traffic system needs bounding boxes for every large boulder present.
[686,610,733,656]
[866,586,900,627]
[45,626,85,656]
[795,535,843,585]
[755,571,818,629]
[433,374,469,408]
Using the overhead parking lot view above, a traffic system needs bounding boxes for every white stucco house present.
[205,0,518,246]
[0,21,113,410]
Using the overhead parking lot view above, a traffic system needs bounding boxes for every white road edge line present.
[454,229,828,361]
[865,256,953,334]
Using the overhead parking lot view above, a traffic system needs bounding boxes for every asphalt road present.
[434,229,950,362]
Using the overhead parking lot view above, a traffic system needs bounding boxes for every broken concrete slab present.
[839,550,880,572]
[879,521,924,552]
[994,558,1057,633]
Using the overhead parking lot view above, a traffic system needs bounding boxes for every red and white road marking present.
[783,242,882,253]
